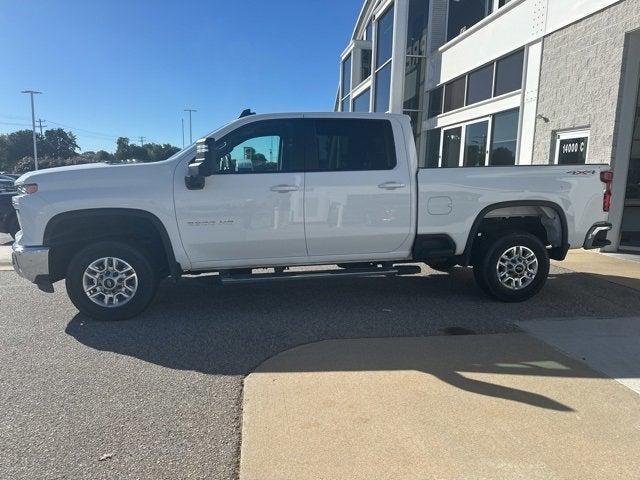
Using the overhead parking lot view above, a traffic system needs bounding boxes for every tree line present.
[0,128,181,174]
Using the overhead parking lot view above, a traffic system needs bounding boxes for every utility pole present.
[21,90,42,170]
[36,118,47,136]
[181,118,185,149]
[138,136,145,147]
[184,108,197,144]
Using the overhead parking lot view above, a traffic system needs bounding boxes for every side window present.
[311,119,397,172]
[216,120,302,174]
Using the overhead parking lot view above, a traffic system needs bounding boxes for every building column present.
[518,39,543,165]
[389,0,409,113]
[605,31,640,252]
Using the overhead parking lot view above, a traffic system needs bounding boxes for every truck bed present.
[417,165,610,255]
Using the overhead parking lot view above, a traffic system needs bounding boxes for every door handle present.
[378,182,406,190]
[270,184,300,193]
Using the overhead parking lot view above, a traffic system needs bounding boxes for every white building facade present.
[337,0,640,252]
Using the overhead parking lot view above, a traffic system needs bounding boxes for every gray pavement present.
[2,265,640,479]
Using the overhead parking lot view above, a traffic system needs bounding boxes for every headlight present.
[17,183,38,195]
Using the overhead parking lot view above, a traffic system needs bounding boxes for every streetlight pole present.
[181,118,185,149]
[184,109,197,144]
[21,90,42,170]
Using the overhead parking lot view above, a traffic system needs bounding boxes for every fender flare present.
[461,200,569,266]
[43,208,182,279]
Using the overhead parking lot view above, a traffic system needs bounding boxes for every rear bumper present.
[12,242,50,284]
[583,222,613,250]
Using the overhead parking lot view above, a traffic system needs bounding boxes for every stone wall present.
[532,0,640,165]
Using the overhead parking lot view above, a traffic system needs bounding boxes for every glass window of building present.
[466,64,494,105]
[365,21,373,41]
[353,89,371,112]
[376,7,394,67]
[341,96,351,113]
[341,54,352,111]
[442,127,462,168]
[361,49,372,82]
[374,63,392,112]
[444,76,466,112]
[404,110,424,138]
[494,50,524,96]
[499,0,512,7]
[423,129,441,168]
[373,5,394,113]
[490,108,519,165]
[406,0,428,56]
[464,121,489,167]
[447,0,491,42]
[428,87,443,118]
[403,56,425,111]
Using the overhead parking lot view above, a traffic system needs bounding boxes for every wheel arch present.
[43,208,181,281]
[461,200,569,266]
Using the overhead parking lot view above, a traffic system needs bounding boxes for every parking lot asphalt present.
[2,265,640,479]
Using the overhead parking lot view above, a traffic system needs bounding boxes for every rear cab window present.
[307,119,397,172]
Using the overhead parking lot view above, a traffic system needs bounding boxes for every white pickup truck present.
[12,112,613,320]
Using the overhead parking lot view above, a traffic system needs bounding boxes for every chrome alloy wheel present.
[82,257,139,308]
[496,246,539,291]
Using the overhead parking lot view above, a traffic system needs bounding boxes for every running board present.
[219,265,421,285]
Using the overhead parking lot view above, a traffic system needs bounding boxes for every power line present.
[46,120,123,140]
[0,113,31,121]
[0,121,32,127]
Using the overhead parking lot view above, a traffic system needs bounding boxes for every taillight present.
[600,171,613,212]
[17,183,38,195]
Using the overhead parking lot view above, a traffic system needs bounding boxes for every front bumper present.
[583,222,613,250]
[12,242,50,285]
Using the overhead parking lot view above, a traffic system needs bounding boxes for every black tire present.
[474,232,550,303]
[428,259,458,272]
[65,241,158,321]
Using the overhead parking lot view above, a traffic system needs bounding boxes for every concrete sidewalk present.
[240,333,640,480]
[553,249,640,291]
[0,245,12,271]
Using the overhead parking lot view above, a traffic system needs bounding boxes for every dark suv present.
[0,176,19,239]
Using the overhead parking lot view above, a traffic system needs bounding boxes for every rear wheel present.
[66,241,158,321]
[474,232,549,302]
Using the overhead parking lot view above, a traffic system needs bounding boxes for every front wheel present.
[474,232,550,303]
[66,241,158,321]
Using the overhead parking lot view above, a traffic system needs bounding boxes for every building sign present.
[555,129,590,165]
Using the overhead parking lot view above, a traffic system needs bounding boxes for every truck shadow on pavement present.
[65,268,640,412]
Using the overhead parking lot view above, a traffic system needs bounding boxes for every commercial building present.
[336,0,640,252]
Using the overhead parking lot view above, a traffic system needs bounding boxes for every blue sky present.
[0,0,362,152]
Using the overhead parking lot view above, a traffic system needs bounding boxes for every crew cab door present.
[303,117,413,257]
[174,117,306,266]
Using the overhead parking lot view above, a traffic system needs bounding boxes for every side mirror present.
[185,137,217,190]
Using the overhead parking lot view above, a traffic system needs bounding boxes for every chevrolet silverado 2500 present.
[12,113,613,320]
